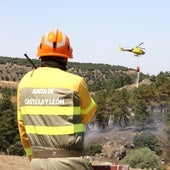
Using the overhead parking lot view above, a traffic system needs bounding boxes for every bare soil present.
[0,155,30,170]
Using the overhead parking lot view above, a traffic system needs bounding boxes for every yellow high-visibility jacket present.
[17,67,96,159]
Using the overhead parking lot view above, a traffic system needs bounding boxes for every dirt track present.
[0,155,30,170]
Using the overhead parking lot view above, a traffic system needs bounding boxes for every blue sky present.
[0,0,169,75]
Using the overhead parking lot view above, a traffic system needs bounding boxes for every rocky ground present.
[89,119,168,164]
[85,125,146,165]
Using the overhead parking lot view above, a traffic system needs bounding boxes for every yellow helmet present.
[36,29,73,58]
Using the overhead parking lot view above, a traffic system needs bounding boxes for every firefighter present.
[17,29,97,170]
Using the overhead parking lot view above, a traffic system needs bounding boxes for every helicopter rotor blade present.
[136,42,143,47]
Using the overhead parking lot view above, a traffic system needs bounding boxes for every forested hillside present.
[0,56,148,90]
[0,56,170,168]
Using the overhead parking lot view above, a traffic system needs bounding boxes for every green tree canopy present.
[132,99,149,130]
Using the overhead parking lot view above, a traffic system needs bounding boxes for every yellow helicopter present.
[119,42,145,56]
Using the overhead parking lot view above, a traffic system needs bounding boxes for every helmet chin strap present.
[64,58,68,65]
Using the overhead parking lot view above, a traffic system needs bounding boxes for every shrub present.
[85,142,102,156]
[133,131,162,155]
[120,147,162,169]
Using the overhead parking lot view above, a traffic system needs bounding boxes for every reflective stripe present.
[17,111,23,121]
[24,147,32,155]
[21,106,81,115]
[82,98,96,115]
[25,124,84,135]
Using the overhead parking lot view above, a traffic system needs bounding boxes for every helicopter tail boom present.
[119,46,125,51]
